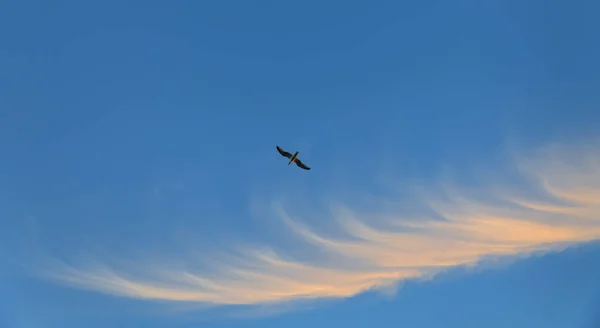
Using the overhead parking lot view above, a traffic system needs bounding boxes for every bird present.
[276,145,311,170]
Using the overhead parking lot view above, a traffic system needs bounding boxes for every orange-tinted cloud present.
[40,140,600,306]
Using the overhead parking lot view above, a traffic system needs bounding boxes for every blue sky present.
[1,0,600,327]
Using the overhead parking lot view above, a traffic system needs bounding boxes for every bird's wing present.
[276,146,292,158]
[295,158,311,170]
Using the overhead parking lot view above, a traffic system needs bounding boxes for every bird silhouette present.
[276,145,311,170]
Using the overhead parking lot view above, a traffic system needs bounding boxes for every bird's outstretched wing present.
[276,146,292,158]
[295,158,311,170]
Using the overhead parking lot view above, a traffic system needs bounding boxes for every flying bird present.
[276,145,311,170]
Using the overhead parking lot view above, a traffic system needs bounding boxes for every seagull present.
[276,145,311,170]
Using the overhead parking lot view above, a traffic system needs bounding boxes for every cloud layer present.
[40,141,600,306]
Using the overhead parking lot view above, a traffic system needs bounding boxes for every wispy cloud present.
[38,140,600,307]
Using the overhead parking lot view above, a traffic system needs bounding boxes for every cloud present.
[38,140,600,308]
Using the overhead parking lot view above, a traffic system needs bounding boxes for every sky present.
[1,0,600,327]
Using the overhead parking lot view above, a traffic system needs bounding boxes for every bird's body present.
[276,146,311,170]
[288,151,299,165]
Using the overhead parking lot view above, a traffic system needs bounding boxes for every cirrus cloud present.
[39,140,600,307]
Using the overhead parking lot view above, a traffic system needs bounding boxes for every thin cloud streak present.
[40,141,600,306]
